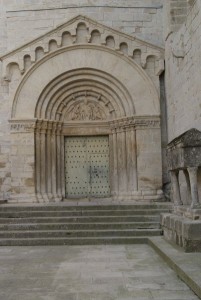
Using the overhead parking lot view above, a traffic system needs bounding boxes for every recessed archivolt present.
[35,68,134,121]
[48,85,119,121]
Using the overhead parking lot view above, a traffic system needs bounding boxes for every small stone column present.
[111,127,118,198]
[40,120,49,202]
[170,170,182,206]
[116,125,127,198]
[183,169,192,205]
[130,126,138,193]
[56,122,62,201]
[51,122,58,201]
[188,167,200,209]
[46,121,53,201]
[35,120,43,202]
[60,130,65,199]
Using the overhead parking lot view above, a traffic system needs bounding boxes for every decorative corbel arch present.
[11,44,160,119]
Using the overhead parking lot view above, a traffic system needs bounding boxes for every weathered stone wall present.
[163,0,194,36]
[0,0,164,55]
[165,0,201,141]
[165,0,201,201]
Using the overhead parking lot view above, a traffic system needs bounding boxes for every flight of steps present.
[0,203,172,246]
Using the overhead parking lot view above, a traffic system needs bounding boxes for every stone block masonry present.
[165,0,201,141]
[0,0,164,54]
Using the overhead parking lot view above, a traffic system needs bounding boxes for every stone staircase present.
[0,203,172,246]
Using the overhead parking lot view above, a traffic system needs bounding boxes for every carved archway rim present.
[35,68,133,120]
[11,44,159,119]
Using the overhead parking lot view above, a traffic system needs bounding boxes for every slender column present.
[188,167,200,209]
[117,126,127,197]
[46,121,53,201]
[125,124,138,197]
[56,123,62,201]
[112,128,118,198]
[40,120,48,202]
[51,122,57,201]
[35,121,43,202]
[170,170,182,206]
[60,129,65,199]
[126,127,132,197]
[121,127,127,194]
[183,169,191,205]
[131,127,138,192]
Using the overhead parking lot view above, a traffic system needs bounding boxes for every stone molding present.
[110,116,160,131]
[9,119,37,133]
[9,116,160,134]
[0,15,164,81]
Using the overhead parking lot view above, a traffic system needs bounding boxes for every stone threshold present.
[148,236,201,299]
[0,200,171,207]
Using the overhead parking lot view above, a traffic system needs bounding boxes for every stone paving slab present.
[0,244,199,300]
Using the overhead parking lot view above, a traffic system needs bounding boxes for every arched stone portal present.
[3,16,164,203]
[9,45,163,202]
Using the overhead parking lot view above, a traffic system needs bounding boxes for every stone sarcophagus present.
[161,129,201,252]
[167,128,201,208]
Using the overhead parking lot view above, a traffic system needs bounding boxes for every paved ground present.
[0,244,199,300]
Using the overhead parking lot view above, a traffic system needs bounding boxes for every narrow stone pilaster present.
[170,170,182,206]
[188,167,200,209]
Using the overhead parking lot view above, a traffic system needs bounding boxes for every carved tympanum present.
[69,98,106,121]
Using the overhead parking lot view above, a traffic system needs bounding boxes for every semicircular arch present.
[35,68,132,121]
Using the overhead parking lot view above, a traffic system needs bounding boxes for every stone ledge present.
[148,236,201,299]
[161,212,201,252]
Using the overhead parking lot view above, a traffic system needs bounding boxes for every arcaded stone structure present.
[161,129,201,252]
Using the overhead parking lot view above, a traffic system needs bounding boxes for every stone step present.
[0,236,149,246]
[0,209,170,218]
[0,215,160,224]
[0,222,160,231]
[0,229,162,238]
[0,203,169,246]
[0,203,172,212]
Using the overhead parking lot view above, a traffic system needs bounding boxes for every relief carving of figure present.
[70,98,105,121]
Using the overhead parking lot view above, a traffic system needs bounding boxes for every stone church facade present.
[0,0,200,206]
